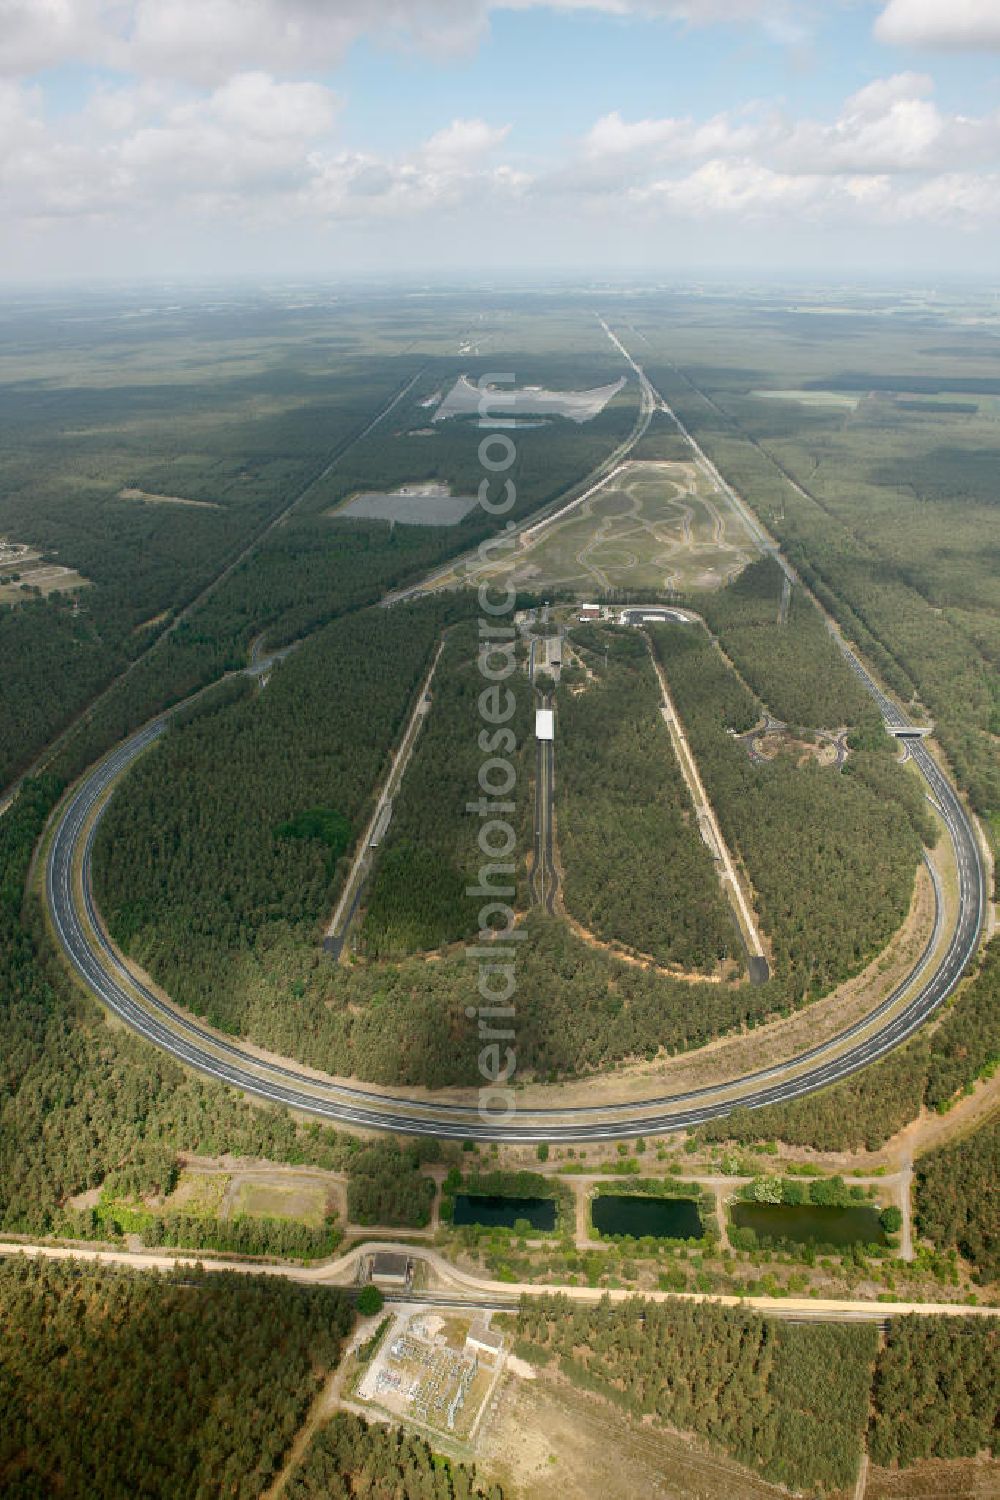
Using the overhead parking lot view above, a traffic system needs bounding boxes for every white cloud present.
[583,109,764,162]
[0,0,102,74]
[0,0,490,81]
[875,0,1000,51]
[0,70,522,231]
[1,27,997,260]
[0,0,834,83]
[637,158,821,215]
[844,71,934,116]
[578,75,1000,185]
[422,118,511,162]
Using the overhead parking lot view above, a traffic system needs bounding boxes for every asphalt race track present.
[44,626,987,1140]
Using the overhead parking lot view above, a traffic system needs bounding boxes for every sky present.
[1,0,999,281]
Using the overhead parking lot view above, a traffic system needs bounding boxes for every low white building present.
[465,1319,504,1359]
[535,708,554,740]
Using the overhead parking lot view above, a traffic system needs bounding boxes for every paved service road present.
[45,633,986,1141]
[4,1240,997,1325]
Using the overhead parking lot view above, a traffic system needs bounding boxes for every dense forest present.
[0,1257,354,1498]
[360,620,534,956]
[0,776,446,1237]
[95,1203,342,1261]
[346,1138,440,1227]
[648,621,924,998]
[868,1316,998,1465]
[515,1292,877,1493]
[285,1413,501,1499]
[555,628,741,973]
[89,608,855,1086]
[94,598,458,1030]
[698,933,1000,1153]
[916,1120,999,1283]
[516,1294,997,1492]
[0,320,425,791]
[696,556,882,733]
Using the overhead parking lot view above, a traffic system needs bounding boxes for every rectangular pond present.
[730,1202,886,1249]
[452,1194,556,1231]
[592,1194,703,1241]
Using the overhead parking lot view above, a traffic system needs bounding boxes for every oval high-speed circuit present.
[44,635,987,1142]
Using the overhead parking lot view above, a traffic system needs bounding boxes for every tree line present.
[285,1412,501,1500]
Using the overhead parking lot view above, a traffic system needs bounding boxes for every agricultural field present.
[471,457,757,595]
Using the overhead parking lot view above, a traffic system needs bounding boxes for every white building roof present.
[535,708,554,740]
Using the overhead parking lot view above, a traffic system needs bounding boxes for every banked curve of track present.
[46,642,986,1142]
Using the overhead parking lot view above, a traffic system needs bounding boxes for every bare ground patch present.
[118,487,221,509]
[865,1455,1000,1498]
[0,537,90,601]
[480,1367,790,1500]
[173,1154,347,1224]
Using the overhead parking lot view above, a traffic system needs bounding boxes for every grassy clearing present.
[165,1169,228,1217]
[231,1180,326,1227]
[750,388,860,408]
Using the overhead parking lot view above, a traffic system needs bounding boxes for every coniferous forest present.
[555,629,740,973]
[94,597,461,1029]
[515,1295,998,1493]
[916,1120,1000,1283]
[648,620,924,998]
[360,619,534,957]
[698,933,1000,1156]
[696,556,882,733]
[2,1256,993,1500]
[868,1315,998,1465]
[285,1413,501,1499]
[0,1258,354,1499]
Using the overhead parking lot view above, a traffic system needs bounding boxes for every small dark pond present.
[452,1194,556,1231]
[730,1202,886,1248]
[592,1195,703,1241]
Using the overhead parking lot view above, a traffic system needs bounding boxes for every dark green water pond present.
[592,1195,703,1240]
[730,1202,886,1248]
[452,1194,556,1231]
